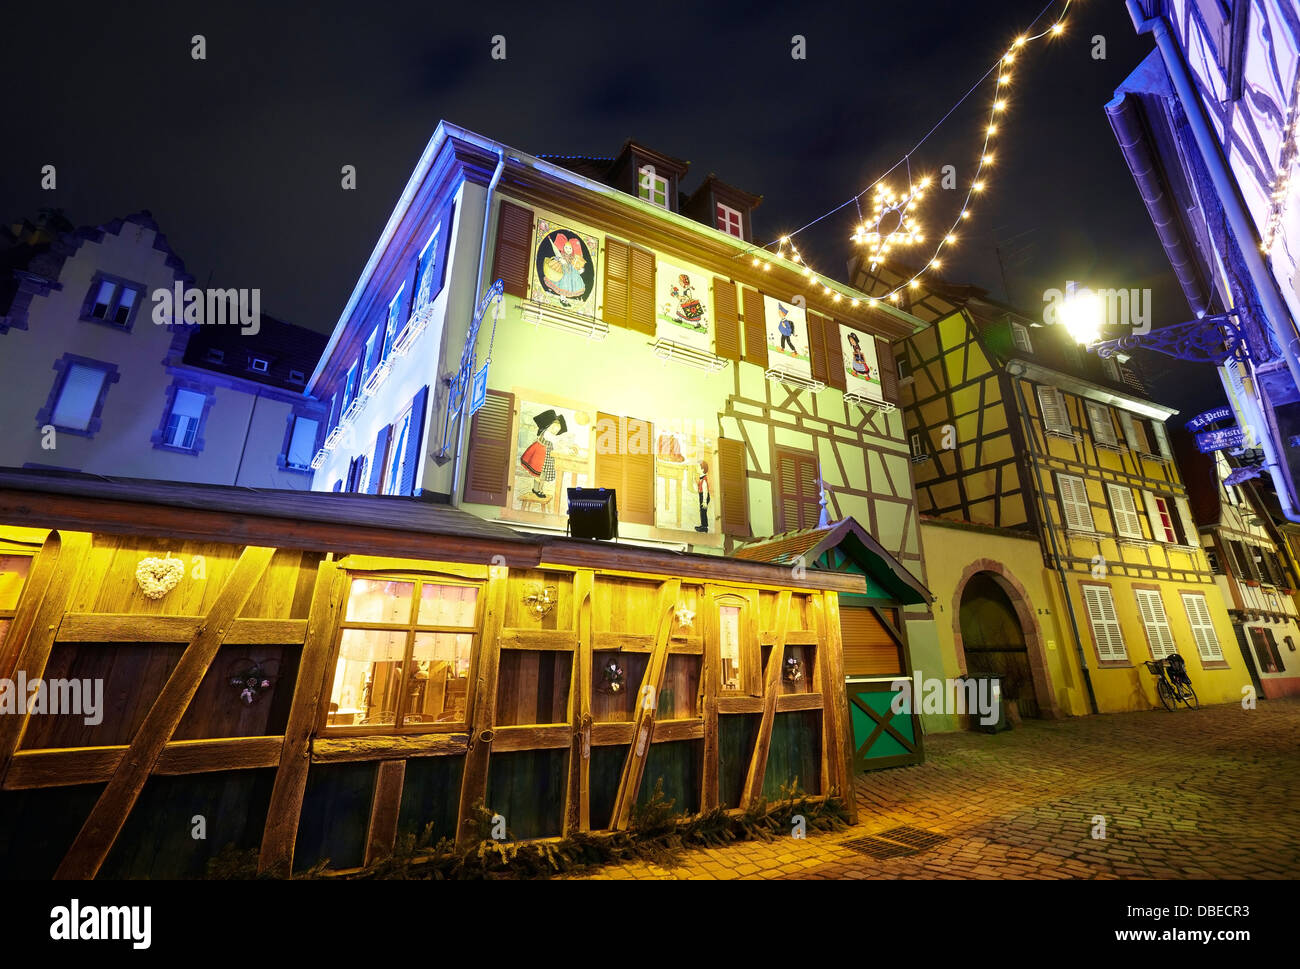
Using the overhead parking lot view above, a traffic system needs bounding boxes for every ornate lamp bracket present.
[1091,311,1248,365]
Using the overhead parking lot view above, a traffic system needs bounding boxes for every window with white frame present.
[1144,492,1180,544]
[1086,401,1120,447]
[343,362,359,409]
[1056,472,1095,531]
[50,363,111,431]
[716,202,743,238]
[1180,592,1223,662]
[86,278,140,327]
[361,330,379,381]
[1082,584,1127,660]
[285,415,320,470]
[415,226,442,310]
[719,604,742,691]
[1106,483,1144,539]
[910,432,927,461]
[249,357,270,374]
[1011,322,1033,353]
[382,408,413,495]
[1134,588,1176,659]
[163,389,207,449]
[638,166,669,208]
[1036,385,1073,437]
[382,285,405,359]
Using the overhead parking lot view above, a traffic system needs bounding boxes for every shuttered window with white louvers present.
[1087,402,1120,447]
[1134,588,1177,659]
[1106,483,1144,539]
[1082,584,1127,661]
[1056,473,1095,532]
[1036,385,1073,437]
[1181,593,1223,662]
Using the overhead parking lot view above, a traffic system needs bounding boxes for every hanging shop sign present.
[1185,406,1233,432]
[1195,426,1246,453]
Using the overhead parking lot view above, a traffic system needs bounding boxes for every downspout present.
[1008,365,1101,715]
[450,145,506,507]
[1128,0,1300,522]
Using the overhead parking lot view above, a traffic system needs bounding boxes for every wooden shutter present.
[1134,589,1176,658]
[776,449,820,532]
[839,606,904,676]
[1037,386,1071,435]
[628,247,656,334]
[713,278,741,361]
[1057,473,1093,531]
[366,425,392,495]
[808,312,828,384]
[1087,402,1119,446]
[430,201,456,300]
[399,385,429,496]
[1150,420,1173,459]
[1082,585,1127,660]
[1106,483,1143,538]
[594,412,654,526]
[464,389,514,505]
[741,288,768,368]
[876,336,898,403]
[824,319,846,390]
[718,437,750,537]
[492,201,533,298]
[1143,491,1175,543]
[603,238,630,329]
[1174,497,1200,548]
[1181,593,1223,661]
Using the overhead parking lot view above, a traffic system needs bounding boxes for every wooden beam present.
[493,724,571,750]
[0,531,91,787]
[591,631,703,653]
[609,577,681,830]
[740,590,791,808]
[500,628,577,651]
[591,722,635,746]
[55,544,275,880]
[819,592,857,823]
[700,585,721,811]
[336,556,488,580]
[258,560,345,875]
[563,570,594,837]
[363,760,406,866]
[761,628,818,646]
[4,736,284,789]
[454,564,509,845]
[0,529,60,679]
[776,692,825,712]
[311,732,468,763]
[717,696,764,714]
[56,614,307,645]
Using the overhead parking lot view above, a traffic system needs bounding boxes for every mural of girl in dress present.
[534,224,596,311]
[845,332,872,381]
[668,274,707,331]
[520,408,569,498]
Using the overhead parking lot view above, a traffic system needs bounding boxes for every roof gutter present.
[1009,357,1178,421]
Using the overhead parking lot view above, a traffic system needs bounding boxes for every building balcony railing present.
[521,301,609,341]
[650,338,726,373]
[393,302,435,357]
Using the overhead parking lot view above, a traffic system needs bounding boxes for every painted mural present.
[764,294,811,379]
[840,323,883,399]
[656,260,713,352]
[512,398,593,519]
[530,219,599,315]
[653,419,718,534]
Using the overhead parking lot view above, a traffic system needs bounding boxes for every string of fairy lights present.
[744,0,1074,310]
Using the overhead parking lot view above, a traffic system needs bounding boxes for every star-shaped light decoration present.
[675,605,696,630]
[852,178,928,271]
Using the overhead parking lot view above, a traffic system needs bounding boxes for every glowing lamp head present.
[1060,289,1104,345]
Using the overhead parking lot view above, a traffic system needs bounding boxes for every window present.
[326,576,480,731]
[716,202,743,238]
[1122,413,1169,459]
[288,369,306,384]
[415,226,443,310]
[1011,322,1032,353]
[1102,356,1121,382]
[1206,548,1223,574]
[1087,402,1120,447]
[382,409,413,495]
[775,447,822,531]
[163,389,207,450]
[249,357,269,374]
[205,348,225,364]
[1248,627,1284,672]
[0,554,34,656]
[1106,483,1144,539]
[896,354,911,380]
[1082,584,1127,661]
[346,451,370,493]
[284,415,320,471]
[342,362,359,410]
[719,604,742,691]
[638,166,669,208]
[1134,589,1176,659]
[1145,493,1180,544]
[1182,593,1224,662]
[361,330,379,382]
[910,432,928,462]
[42,358,117,435]
[84,276,141,329]
[1036,385,1073,437]
[1057,473,1094,532]
[593,412,655,526]
[382,285,406,359]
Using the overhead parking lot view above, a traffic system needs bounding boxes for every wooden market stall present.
[0,469,863,878]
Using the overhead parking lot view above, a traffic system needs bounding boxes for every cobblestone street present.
[571,698,1300,879]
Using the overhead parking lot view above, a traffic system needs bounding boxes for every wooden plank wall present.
[0,524,855,876]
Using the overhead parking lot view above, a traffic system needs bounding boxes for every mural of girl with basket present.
[845,332,872,381]
[520,408,569,499]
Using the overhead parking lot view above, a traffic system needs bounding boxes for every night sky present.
[3,0,1220,414]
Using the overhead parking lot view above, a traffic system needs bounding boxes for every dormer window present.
[638,166,669,208]
[1011,322,1032,353]
[716,203,743,238]
[288,369,306,384]
[249,357,270,374]
[205,348,225,364]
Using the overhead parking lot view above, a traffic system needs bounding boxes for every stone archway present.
[951,558,1062,720]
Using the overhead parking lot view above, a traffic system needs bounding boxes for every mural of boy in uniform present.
[777,304,796,354]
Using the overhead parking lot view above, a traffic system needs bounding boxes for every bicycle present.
[1143,652,1199,711]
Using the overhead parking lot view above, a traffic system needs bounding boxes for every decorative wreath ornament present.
[228,661,275,706]
[135,556,185,599]
[783,656,804,684]
[598,659,626,695]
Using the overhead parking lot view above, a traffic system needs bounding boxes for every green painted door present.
[846,676,924,771]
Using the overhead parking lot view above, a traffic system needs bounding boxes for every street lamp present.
[1059,289,1104,346]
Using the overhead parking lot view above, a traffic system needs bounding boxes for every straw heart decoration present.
[136,556,185,599]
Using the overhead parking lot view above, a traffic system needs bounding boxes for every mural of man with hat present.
[520,407,569,498]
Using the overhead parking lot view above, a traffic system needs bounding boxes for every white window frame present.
[285,415,321,471]
[910,432,927,462]
[382,408,414,495]
[1082,584,1127,661]
[1057,472,1095,532]
[1134,588,1176,659]
[163,388,207,450]
[1144,491,1179,544]
[1011,322,1032,353]
[51,363,110,431]
[1106,483,1144,539]
[1181,592,1223,662]
[1086,401,1120,448]
[716,202,743,238]
[1036,385,1074,438]
[249,357,270,374]
[638,166,669,208]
